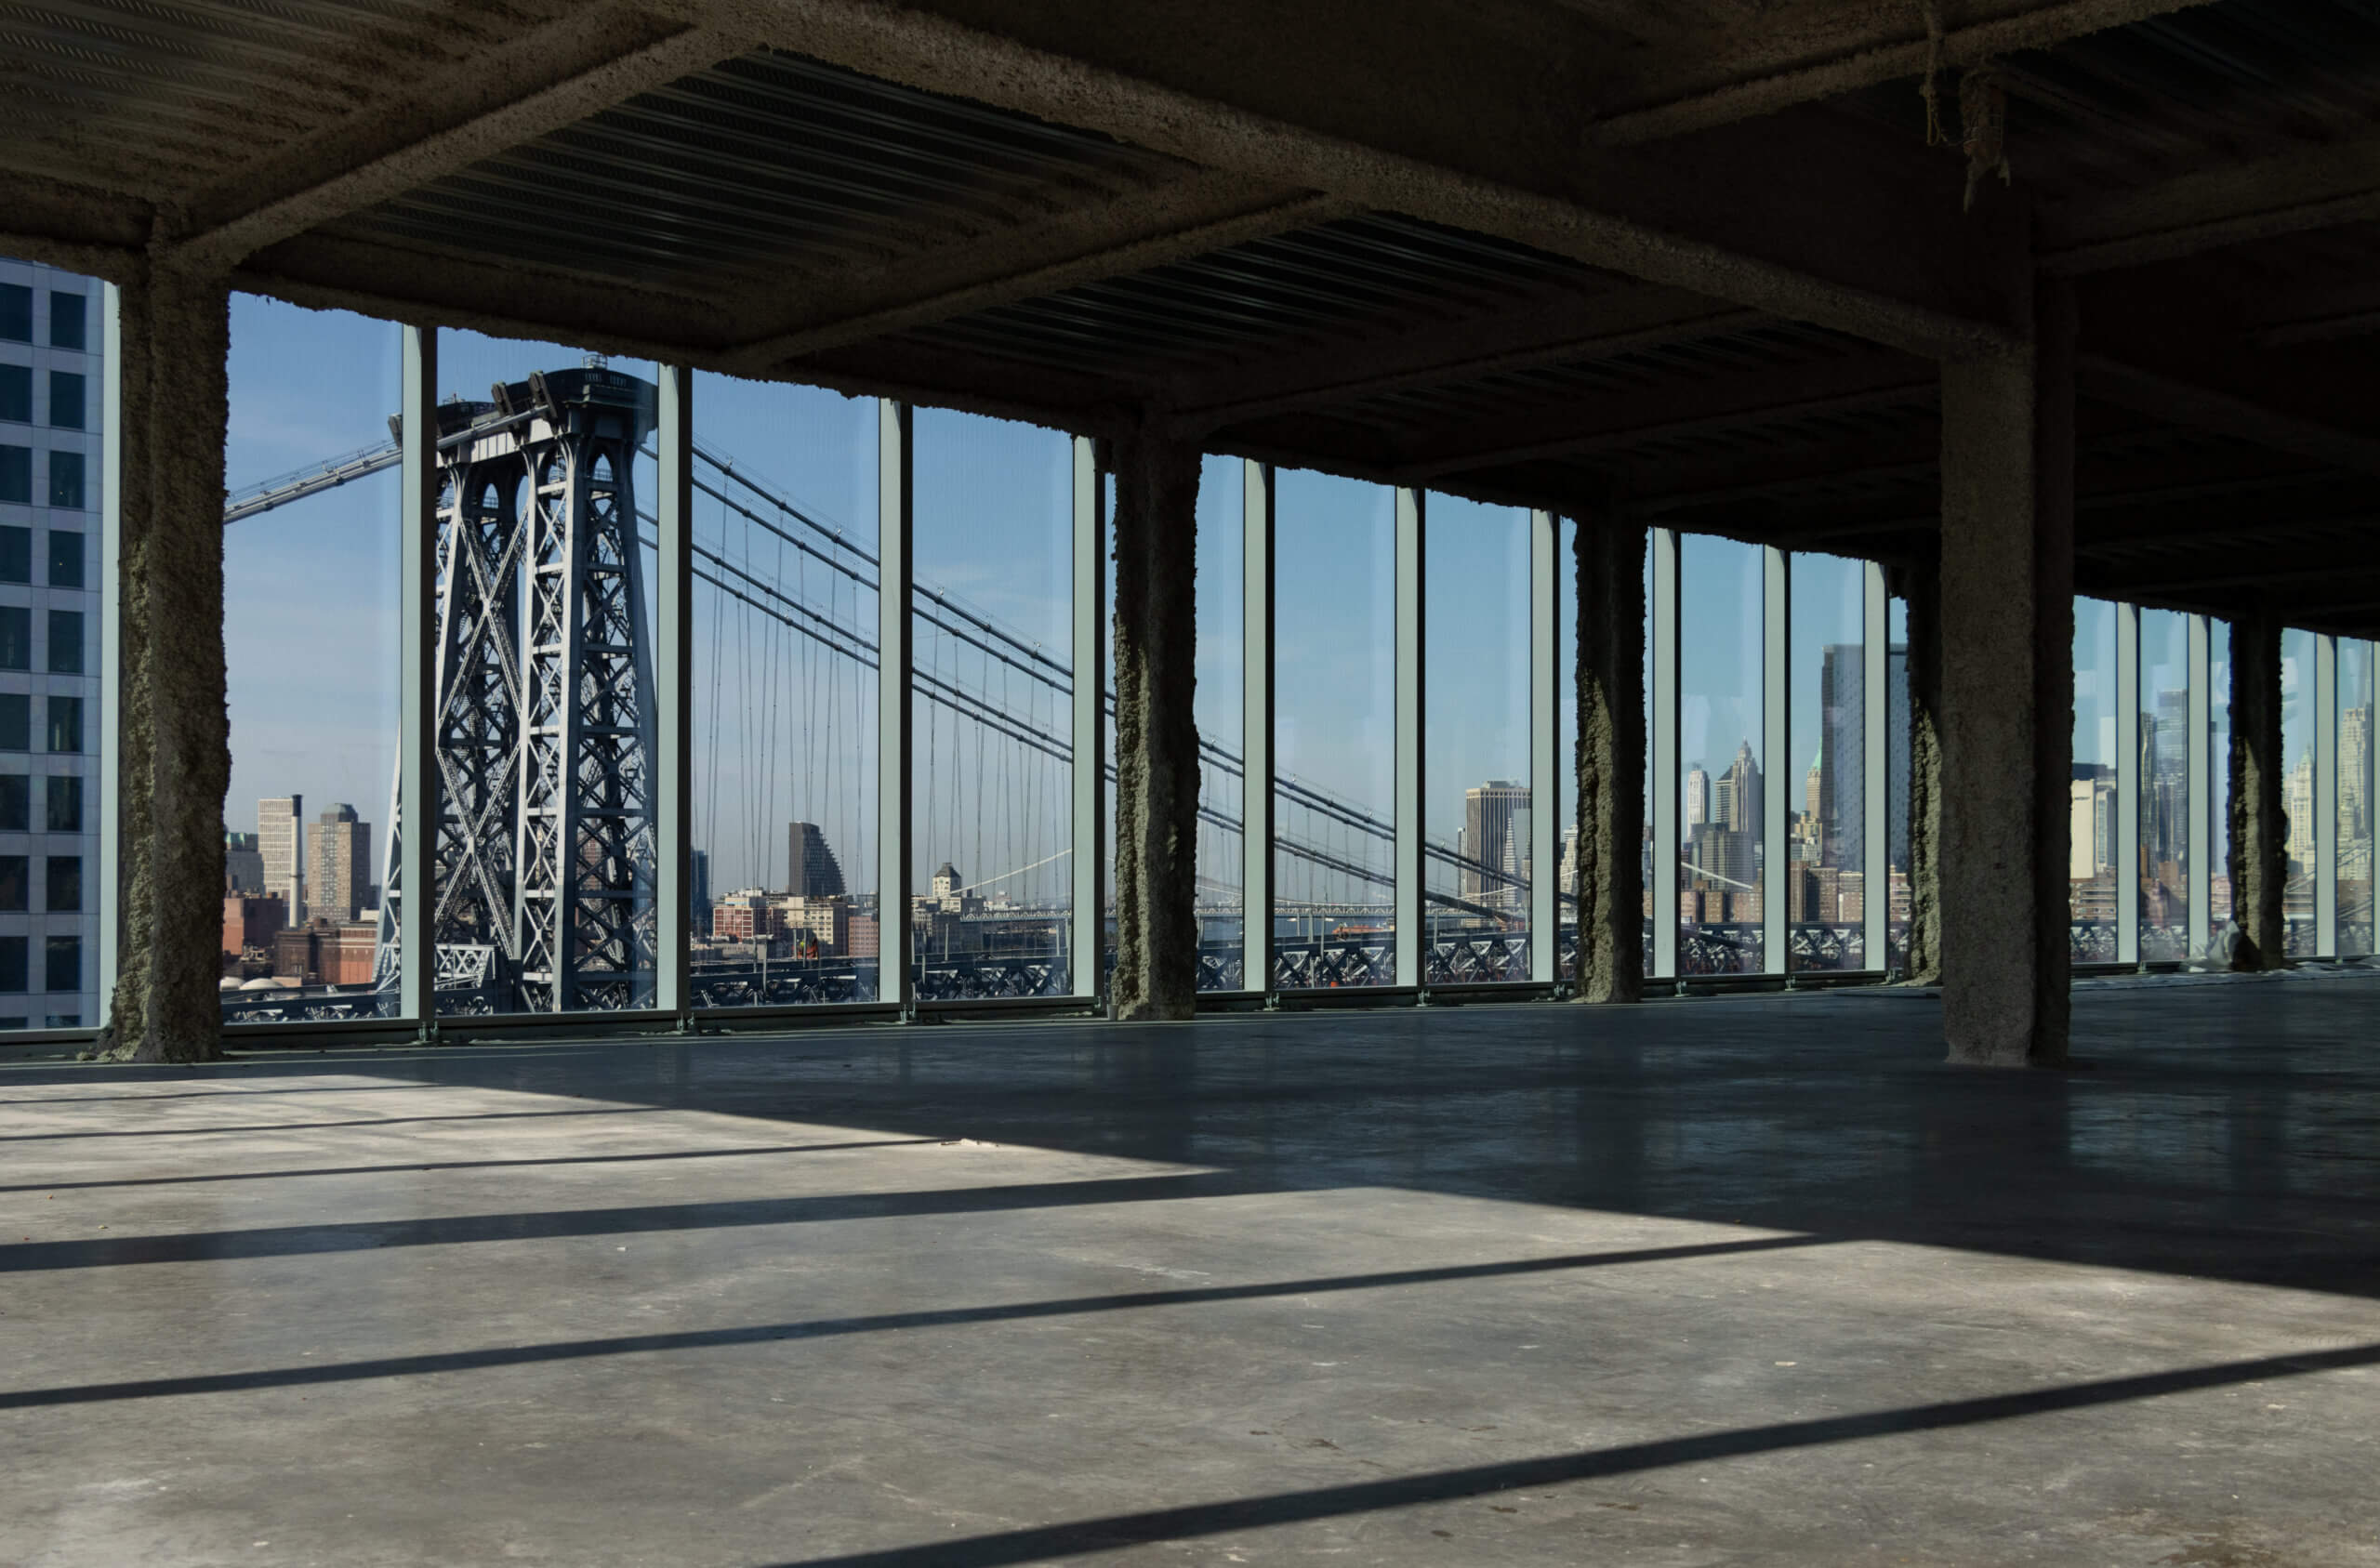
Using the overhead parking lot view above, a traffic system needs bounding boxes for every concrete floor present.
[3,976,2377,1567]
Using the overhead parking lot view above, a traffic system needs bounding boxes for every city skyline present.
[196,295,2380,1003]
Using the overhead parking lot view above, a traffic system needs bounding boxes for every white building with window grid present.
[0,257,99,1030]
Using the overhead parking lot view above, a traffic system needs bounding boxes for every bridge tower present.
[377,366,659,1013]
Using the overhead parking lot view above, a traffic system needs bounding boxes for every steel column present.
[1764,547,1787,973]
[1071,435,1103,999]
[879,401,915,1012]
[654,366,692,1016]
[2117,600,2140,966]
[2317,632,2337,955]
[397,327,436,1024]
[1862,560,1889,971]
[1651,527,1680,980]
[1529,508,1558,984]
[2188,613,2211,959]
[1242,461,1275,995]
[1395,488,1424,989]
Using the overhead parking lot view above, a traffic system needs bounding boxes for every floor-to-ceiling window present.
[1271,470,1395,988]
[1555,517,1580,978]
[1643,540,1656,978]
[687,375,879,1008]
[909,409,1072,997]
[2282,627,2317,955]
[1678,535,1764,975]
[2338,639,2373,957]
[2209,620,2233,955]
[1192,455,1245,991]
[218,296,400,1026]
[2072,598,2119,962]
[1424,494,1531,983]
[1787,553,1864,972]
[422,335,661,1017]
[2140,609,2192,960]
[1886,593,1912,972]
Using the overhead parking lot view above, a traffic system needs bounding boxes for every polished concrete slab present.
[3,974,2377,1566]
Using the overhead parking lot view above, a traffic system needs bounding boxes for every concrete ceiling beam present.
[777,337,1141,423]
[2042,126,2380,275]
[173,7,756,270]
[1588,0,2221,146]
[2076,354,2380,481]
[1626,418,1942,509]
[702,0,2025,358]
[0,170,152,282]
[1169,284,1763,433]
[2244,273,2380,349]
[1394,347,1935,480]
[1640,455,1940,517]
[242,231,739,356]
[238,234,1136,433]
[723,175,1355,373]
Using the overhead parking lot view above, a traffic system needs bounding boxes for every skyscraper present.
[1462,781,1529,907]
[689,848,710,936]
[258,796,304,924]
[2287,752,2316,875]
[1885,640,1911,878]
[224,830,263,893]
[1718,741,1762,834]
[1818,643,1863,871]
[1684,765,1709,828]
[0,260,101,1029]
[304,804,370,923]
[2341,700,2372,879]
[2069,767,2116,879]
[787,821,847,898]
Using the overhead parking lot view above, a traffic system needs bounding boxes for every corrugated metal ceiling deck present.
[1831,0,2380,199]
[326,48,1195,291]
[892,214,1628,378]
[0,0,551,191]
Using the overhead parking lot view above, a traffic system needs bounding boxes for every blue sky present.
[223,294,1580,907]
[227,292,2245,916]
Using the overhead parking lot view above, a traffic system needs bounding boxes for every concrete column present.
[1935,280,2075,1067]
[2228,610,2287,969]
[99,267,232,1063]
[1572,514,1645,1003]
[1898,556,1945,984]
[1109,418,1201,1020]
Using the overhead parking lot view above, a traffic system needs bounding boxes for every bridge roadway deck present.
[3,974,2377,1565]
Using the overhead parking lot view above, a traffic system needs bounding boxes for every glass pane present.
[687,375,879,1008]
[1272,470,1394,988]
[1678,535,1764,974]
[220,295,400,1023]
[429,335,660,1015]
[1644,541,1655,979]
[1886,596,1912,973]
[1425,495,1529,984]
[2139,610,2192,960]
[2070,598,2119,962]
[2210,620,2232,953]
[910,409,1071,998]
[2339,639,2373,957]
[2281,627,2316,955]
[1555,517,1580,980]
[1193,455,1244,991]
[1788,553,1863,972]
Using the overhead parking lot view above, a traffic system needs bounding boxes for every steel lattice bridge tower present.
[375,367,659,1014]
